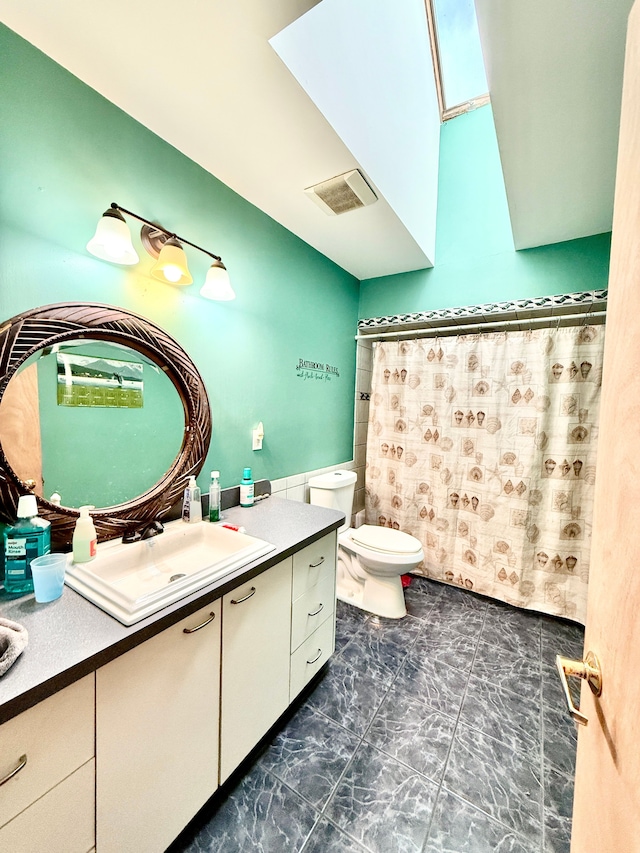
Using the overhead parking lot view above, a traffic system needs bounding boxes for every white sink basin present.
[64,520,275,625]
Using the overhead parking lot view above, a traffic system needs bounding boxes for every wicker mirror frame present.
[0,302,212,549]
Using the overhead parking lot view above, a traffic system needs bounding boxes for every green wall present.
[36,342,184,508]
[0,26,614,509]
[0,24,360,498]
[359,105,612,318]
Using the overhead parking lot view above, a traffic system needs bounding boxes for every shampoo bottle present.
[73,505,97,563]
[183,476,202,523]
[209,471,221,522]
[4,495,51,596]
[240,468,254,507]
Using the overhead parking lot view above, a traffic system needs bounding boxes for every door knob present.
[555,651,602,726]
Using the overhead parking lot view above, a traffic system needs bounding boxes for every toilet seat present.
[349,525,422,556]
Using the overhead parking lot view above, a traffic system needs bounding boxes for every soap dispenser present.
[183,476,202,523]
[73,505,97,563]
[209,471,221,522]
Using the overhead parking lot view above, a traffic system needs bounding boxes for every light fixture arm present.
[109,202,222,262]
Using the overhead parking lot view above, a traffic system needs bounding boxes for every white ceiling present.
[0,0,634,277]
[270,0,440,265]
[475,0,634,250]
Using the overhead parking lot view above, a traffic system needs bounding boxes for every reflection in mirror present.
[0,340,185,509]
[0,302,211,549]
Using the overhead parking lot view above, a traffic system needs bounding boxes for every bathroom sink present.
[64,520,275,625]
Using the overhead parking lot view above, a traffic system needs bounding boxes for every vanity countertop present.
[0,497,344,725]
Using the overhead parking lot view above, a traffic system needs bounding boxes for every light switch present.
[252,422,264,451]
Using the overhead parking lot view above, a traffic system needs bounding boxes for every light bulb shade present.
[200,260,235,301]
[86,208,139,265]
[150,237,193,285]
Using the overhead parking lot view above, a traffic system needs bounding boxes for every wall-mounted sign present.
[57,353,144,408]
[296,358,340,382]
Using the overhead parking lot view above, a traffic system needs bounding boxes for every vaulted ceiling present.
[0,0,633,279]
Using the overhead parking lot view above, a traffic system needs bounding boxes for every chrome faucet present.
[122,520,164,544]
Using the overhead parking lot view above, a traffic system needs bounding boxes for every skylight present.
[428,0,490,119]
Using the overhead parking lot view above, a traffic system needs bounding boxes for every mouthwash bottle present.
[240,468,254,507]
[4,495,51,596]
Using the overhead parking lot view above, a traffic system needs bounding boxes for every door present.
[0,363,43,495]
[570,3,640,850]
[219,558,292,782]
[96,603,221,853]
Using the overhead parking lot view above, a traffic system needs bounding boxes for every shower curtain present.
[365,325,605,624]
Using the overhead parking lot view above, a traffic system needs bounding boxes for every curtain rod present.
[355,310,606,342]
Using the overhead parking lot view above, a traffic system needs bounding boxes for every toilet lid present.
[350,525,422,555]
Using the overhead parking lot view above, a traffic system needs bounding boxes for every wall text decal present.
[296,358,340,382]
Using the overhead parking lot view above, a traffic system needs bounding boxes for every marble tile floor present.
[169,577,584,853]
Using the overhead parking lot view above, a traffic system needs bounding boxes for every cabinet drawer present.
[290,616,335,700]
[291,570,335,651]
[0,759,95,853]
[292,532,336,600]
[0,674,94,829]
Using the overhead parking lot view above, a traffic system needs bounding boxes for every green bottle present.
[4,495,51,596]
[240,468,254,507]
[209,471,221,522]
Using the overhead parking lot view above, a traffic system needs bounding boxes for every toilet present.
[308,470,424,618]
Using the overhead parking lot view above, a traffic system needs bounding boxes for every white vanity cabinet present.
[219,557,292,782]
[0,523,340,853]
[0,674,95,853]
[96,602,221,853]
[290,532,337,699]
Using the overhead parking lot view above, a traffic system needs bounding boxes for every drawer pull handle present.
[309,557,325,568]
[183,612,216,633]
[307,648,323,665]
[0,754,27,787]
[231,586,256,605]
[308,603,324,617]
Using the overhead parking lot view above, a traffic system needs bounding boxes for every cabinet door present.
[220,558,292,782]
[0,674,94,832]
[96,602,221,853]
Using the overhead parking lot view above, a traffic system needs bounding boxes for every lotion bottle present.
[183,476,202,523]
[73,505,97,563]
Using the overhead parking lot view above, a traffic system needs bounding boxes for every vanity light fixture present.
[87,203,235,301]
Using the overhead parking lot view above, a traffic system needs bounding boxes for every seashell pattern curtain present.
[365,326,605,624]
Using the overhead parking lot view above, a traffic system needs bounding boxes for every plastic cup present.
[30,553,67,603]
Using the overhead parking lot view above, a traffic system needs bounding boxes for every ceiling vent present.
[304,169,377,216]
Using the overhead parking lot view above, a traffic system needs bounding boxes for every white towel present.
[0,618,28,676]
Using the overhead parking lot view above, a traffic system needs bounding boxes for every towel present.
[0,618,28,676]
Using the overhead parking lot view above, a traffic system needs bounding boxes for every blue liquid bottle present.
[4,495,51,596]
[240,468,254,507]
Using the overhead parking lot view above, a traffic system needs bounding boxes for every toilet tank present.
[308,470,357,533]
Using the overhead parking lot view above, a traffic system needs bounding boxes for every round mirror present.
[0,339,185,509]
[0,303,211,549]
